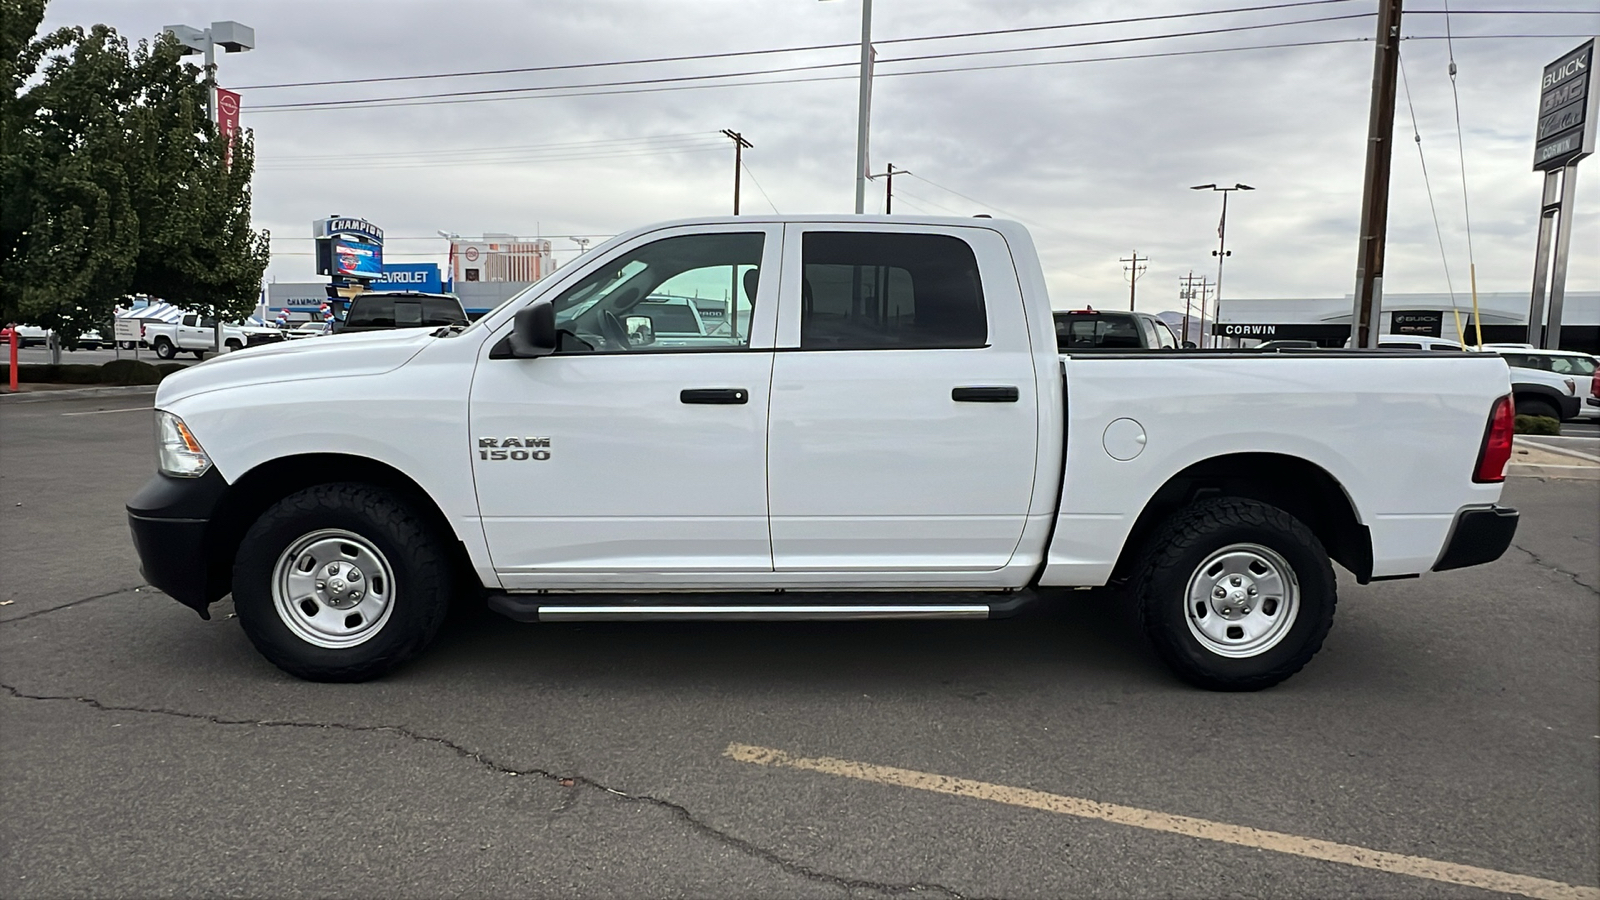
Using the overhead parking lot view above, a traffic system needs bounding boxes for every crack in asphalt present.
[0,682,976,900]
[1513,544,1600,595]
[0,584,148,624]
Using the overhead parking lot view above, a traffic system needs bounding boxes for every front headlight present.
[156,411,212,477]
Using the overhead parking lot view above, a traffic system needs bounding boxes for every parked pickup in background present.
[129,215,1520,690]
[142,315,251,360]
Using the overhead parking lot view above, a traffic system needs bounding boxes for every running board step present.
[486,592,1034,623]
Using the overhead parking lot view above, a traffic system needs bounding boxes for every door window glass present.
[1153,319,1178,349]
[800,232,986,350]
[548,232,764,353]
[1058,315,1141,349]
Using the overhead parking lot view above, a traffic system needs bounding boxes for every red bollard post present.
[1,326,16,392]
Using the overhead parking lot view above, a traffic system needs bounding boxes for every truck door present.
[469,225,781,589]
[767,225,1041,573]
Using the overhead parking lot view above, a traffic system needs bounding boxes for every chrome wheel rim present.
[271,529,396,649]
[1184,542,1299,658]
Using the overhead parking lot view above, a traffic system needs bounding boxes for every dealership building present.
[1206,290,1599,351]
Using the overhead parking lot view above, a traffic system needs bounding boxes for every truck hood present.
[155,329,437,406]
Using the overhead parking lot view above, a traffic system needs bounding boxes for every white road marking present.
[725,743,1600,900]
[60,406,154,417]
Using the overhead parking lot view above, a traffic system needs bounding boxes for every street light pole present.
[1191,183,1253,347]
[164,20,255,354]
[853,0,873,214]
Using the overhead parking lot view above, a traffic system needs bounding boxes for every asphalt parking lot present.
[2,391,1596,899]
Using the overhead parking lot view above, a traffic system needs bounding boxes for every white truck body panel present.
[153,215,1512,598]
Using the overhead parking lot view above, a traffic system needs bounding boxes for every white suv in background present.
[1489,347,1599,421]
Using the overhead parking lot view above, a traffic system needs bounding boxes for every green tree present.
[0,0,268,344]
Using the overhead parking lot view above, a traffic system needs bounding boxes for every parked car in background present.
[1255,340,1320,351]
[1054,308,1181,350]
[142,315,250,359]
[335,291,468,334]
[1345,334,1467,351]
[12,325,112,350]
[1487,347,1596,421]
[283,322,331,340]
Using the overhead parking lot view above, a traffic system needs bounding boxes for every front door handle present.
[681,388,749,405]
[952,386,1019,403]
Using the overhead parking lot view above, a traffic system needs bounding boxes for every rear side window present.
[347,296,467,327]
[801,232,986,350]
[1057,315,1142,349]
[638,302,701,334]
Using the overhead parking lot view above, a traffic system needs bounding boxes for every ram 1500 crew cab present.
[127,216,1520,689]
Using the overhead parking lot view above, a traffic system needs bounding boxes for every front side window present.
[800,232,986,350]
[548,232,763,353]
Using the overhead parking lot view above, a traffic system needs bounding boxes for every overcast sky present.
[39,0,1600,313]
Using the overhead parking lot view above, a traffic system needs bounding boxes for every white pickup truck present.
[141,314,250,359]
[127,216,1520,690]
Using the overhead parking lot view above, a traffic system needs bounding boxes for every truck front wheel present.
[232,483,453,682]
[1134,497,1336,691]
[153,338,176,360]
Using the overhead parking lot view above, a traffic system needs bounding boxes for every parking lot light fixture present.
[1190,183,1254,347]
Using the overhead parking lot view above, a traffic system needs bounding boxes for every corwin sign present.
[372,263,443,294]
[1534,38,1598,171]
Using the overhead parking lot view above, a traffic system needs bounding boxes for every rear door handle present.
[681,388,749,405]
[952,386,1019,403]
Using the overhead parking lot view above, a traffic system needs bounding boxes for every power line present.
[740,160,781,214]
[234,0,1365,91]
[241,32,1595,115]
[262,132,721,163]
[257,142,728,171]
[250,11,1378,111]
[1397,51,1467,345]
[1442,0,1484,348]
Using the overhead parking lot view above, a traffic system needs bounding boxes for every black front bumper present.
[1433,505,1519,572]
[126,469,229,617]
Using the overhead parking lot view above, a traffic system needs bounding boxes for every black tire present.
[232,483,453,682]
[1514,396,1560,421]
[1133,497,1336,691]
[153,338,176,360]
[225,339,243,352]
[191,349,207,359]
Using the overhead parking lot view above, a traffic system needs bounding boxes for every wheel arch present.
[1110,452,1373,584]
[201,453,477,605]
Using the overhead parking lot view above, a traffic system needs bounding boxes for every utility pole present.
[1121,251,1148,311]
[867,163,908,213]
[1349,0,1404,349]
[721,130,753,215]
[1179,272,1199,346]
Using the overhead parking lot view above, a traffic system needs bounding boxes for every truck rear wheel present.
[232,483,452,682]
[153,338,176,360]
[1134,497,1336,691]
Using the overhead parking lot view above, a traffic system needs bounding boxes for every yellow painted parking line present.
[725,743,1600,900]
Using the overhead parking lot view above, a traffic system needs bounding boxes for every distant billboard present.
[332,237,383,279]
[1535,38,1597,171]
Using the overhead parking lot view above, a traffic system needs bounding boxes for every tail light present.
[1563,377,1576,396]
[1474,395,1515,484]
[1591,370,1599,399]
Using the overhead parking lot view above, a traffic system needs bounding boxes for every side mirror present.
[624,314,655,346]
[1182,341,1198,349]
[500,301,557,359]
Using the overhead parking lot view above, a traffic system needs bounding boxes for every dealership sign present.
[373,262,442,293]
[314,216,384,281]
[1535,38,1597,171]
